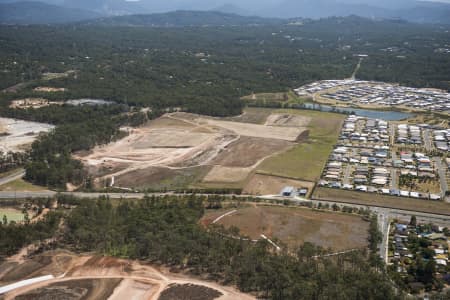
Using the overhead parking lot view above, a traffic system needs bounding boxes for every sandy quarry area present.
[33,87,66,93]
[9,98,63,109]
[0,117,54,153]
[77,112,309,189]
[0,250,254,300]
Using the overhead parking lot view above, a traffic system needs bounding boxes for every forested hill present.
[0,1,102,25]
[85,10,284,27]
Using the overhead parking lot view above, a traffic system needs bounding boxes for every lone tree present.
[410,215,417,227]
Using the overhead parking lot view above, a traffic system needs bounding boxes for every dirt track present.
[1,251,255,300]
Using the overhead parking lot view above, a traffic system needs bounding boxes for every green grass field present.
[0,208,24,223]
[0,178,47,192]
[257,109,345,181]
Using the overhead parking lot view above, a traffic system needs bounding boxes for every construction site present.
[76,111,310,191]
[0,250,252,300]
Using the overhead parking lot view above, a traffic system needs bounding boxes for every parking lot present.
[319,115,444,200]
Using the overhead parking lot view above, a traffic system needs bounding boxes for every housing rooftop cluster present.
[294,80,450,113]
[319,115,444,200]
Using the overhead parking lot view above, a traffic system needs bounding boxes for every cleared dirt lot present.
[114,166,210,190]
[1,251,254,300]
[78,112,308,191]
[210,136,293,168]
[76,115,233,186]
[243,173,315,196]
[0,117,54,153]
[15,278,122,300]
[202,166,251,183]
[109,279,155,300]
[225,107,273,124]
[199,118,306,141]
[202,206,369,251]
[265,113,311,127]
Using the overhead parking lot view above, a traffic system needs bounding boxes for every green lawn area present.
[257,109,345,181]
[0,208,24,223]
[0,178,47,192]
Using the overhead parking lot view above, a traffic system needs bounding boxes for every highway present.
[0,191,255,199]
[1,189,450,262]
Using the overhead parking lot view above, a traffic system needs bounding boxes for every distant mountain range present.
[87,10,282,27]
[260,0,450,23]
[0,1,102,24]
[0,0,450,25]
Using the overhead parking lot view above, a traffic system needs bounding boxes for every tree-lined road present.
[1,189,449,262]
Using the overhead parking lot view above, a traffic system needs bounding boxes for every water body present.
[303,103,412,121]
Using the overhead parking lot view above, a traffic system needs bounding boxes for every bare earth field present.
[114,166,210,191]
[265,113,311,127]
[200,118,305,141]
[202,166,251,183]
[0,118,54,153]
[210,136,293,168]
[224,107,273,124]
[202,206,369,251]
[243,173,315,197]
[0,250,254,300]
[14,278,122,300]
[77,112,309,191]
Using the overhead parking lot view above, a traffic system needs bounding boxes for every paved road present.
[390,168,397,190]
[343,165,352,185]
[423,130,433,151]
[389,124,396,146]
[434,157,448,198]
[0,191,254,200]
[0,169,25,186]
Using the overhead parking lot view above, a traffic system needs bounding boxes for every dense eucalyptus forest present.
[1,17,449,116]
